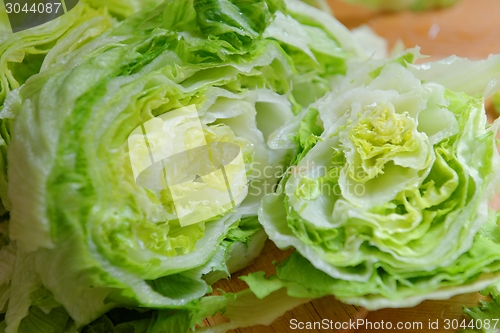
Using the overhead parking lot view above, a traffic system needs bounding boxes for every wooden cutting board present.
[203,240,368,333]
[205,0,500,332]
[329,0,500,60]
[205,241,489,333]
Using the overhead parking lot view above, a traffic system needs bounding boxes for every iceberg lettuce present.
[256,49,500,310]
[0,0,370,331]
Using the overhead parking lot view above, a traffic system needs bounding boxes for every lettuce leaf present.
[460,222,500,333]
[0,3,115,107]
[0,3,116,214]
[461,283,500,333]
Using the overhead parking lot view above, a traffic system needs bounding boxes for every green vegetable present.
[460,214,500,333]
[0,2,116,215]
[460,285,500,333]
[0,3,115,107]
[0,0,369,331]
[81,0,165,20]
[256,49,500,310]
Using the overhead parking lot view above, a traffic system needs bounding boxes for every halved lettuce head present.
[0,0,371,331]
[256,50,500,310]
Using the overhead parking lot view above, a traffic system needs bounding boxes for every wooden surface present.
[206,241,488,333]
[205,1,500,332]
[204,241,368,333]
[329,0,500,60]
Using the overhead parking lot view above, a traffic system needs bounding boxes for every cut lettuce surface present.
[0,0,370,332]
[258,49,500,310]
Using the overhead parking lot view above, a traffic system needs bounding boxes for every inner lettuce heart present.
[254,49,500,310]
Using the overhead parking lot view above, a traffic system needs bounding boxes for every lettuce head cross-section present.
[253,49,500,310]
[0,0,373,331]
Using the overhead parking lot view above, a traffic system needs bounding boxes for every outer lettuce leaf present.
[461,284,500,333]
[0,240,74,333]
[194,289,309,333]
[194,0,276,43]
[286,0,367,59]
[81,289,309,333]
[16,307,73,333]
[407,54,500,100]
[0,3,115,213]
[258,50,500,309]
[0,3,115,107]
[351,25,388,59]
